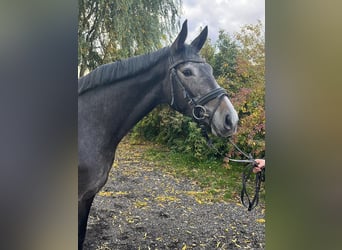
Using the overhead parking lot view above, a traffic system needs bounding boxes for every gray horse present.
[78,20,238,249]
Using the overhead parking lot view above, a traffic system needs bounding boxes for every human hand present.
[253,159,265,173]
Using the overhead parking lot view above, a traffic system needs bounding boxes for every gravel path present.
[84,138,265,249]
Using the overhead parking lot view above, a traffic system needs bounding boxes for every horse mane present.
[78,47,171,95]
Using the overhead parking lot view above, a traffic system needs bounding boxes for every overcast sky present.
[180,0,265,42]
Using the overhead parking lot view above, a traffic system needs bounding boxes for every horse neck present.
[99,61,169,146]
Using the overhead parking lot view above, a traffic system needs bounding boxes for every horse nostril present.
[225,114,233,128]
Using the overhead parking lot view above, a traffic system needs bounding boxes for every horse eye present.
[182,69,192,77]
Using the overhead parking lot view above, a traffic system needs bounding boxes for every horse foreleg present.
[78,153,115,249]
[78,195,95,250]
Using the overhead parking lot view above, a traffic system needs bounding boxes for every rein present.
[228,138,265,211]
[201,127,265,211]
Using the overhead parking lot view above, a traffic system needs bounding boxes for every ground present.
[83,137,265,249]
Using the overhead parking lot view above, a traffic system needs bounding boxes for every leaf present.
[256,218,265,223]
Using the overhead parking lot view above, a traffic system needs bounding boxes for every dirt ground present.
[83,138,265,249]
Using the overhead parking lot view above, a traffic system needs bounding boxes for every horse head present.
[166,20,238,137]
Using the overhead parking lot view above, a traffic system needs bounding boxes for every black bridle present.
[168,58,228,126]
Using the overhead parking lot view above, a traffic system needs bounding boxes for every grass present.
[141,144,248,203]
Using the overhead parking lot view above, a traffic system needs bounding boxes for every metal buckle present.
[192,105,208,120]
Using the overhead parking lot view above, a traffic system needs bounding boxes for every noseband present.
[168,58,228,126]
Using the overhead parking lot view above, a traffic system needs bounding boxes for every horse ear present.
[191,26,208,52]
[171,20,188,54]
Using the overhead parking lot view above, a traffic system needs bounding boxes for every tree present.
[229,21,265,157]
[78,0,181,77]
[199,38,215,65]
[234,20,265,86]
[212,30,238,79]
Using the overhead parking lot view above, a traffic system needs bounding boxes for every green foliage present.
[212,30,238,79]
[200,38,215,65]
[78,0,181,77]
[133,22,265,160]
[132,107,215,160]
[228,21,265,158]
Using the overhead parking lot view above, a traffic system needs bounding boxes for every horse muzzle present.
[210,97,238,138]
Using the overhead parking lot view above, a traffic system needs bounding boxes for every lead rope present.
[200,128,265,211]
[228,138,265,211]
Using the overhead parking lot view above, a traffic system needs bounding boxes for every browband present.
[168,59,205,71]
